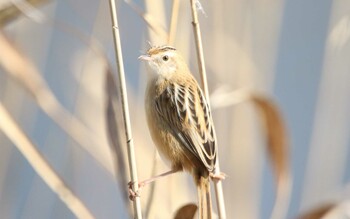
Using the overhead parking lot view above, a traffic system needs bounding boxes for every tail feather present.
[197,176,212,219]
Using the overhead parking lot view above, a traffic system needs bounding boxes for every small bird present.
[137,45,223,219]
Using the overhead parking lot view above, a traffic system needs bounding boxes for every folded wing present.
[155,79,217,172]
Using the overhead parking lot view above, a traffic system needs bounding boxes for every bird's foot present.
[128,181,145,201]
[210,172,227,182]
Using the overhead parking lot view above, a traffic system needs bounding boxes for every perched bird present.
[137,45,223,219]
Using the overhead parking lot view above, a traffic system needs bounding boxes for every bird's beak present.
[138,54,152,61]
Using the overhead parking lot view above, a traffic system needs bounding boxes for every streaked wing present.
[155,80,217,171]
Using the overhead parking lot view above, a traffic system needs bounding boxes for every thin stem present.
[168,0,180,45]
[189,1,227,218]
[125,0,168,40]
[189,0,209,100]
[140,169,178,186]
[108,1,142,218]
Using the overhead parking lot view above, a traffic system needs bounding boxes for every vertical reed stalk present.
[108,1,142,218]
[189,0,227,218]
[189,0,209,98]
[168,0,180,45]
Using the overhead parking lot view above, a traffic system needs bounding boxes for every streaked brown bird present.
[137,45,223,219]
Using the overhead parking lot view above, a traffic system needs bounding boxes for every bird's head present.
[139,45,185,77]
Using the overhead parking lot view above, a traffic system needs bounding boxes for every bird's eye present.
[162,55,169,61]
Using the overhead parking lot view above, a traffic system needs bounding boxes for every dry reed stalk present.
[3,1,133,212]
[124,0,168,40]
[108,1,142,218]
[168,0,180,45]
[0,31,112,175]
[0,103,95,219]
[0,0,50,26]
[189,0,209,98]
[104,67,130,209]
[189,0,227,218]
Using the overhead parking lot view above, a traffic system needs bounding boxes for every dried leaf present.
[251,95,288,182]
[0,103,95,219]
[174,203,198,219]
[297,203,336,219]
[250,94,291,219]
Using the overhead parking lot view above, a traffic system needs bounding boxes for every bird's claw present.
[210,172,227,182]
[128,181,144,201]
[128,188,140,201]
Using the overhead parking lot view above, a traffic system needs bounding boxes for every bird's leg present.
[128,169,179,201]
[210,172,227,182]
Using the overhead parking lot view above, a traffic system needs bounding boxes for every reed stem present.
[189,1,227,218]
[168,0,180,45]
[108,1,142,218]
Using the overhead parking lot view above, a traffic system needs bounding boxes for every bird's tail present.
[197,176,212,219]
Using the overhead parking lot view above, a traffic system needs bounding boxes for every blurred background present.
[0,0,349,218]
